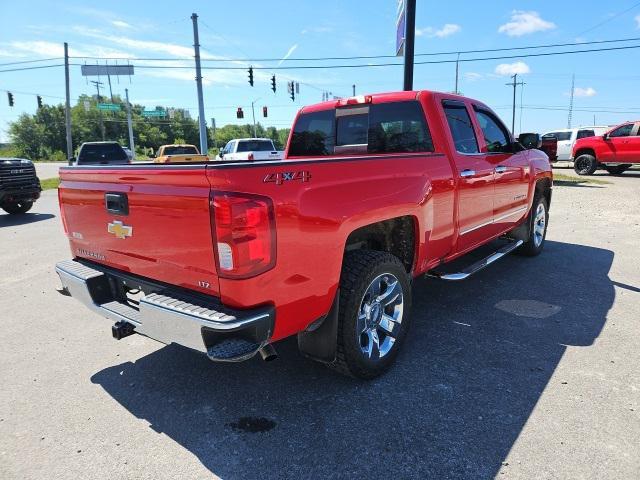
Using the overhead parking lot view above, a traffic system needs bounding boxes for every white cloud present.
[494,61,531,76]
[636,14,640,28]
[498,11,556,37]
[464,72,483,82]
[416,23,461,38]
[278,44,298,66]
[112,20,132,29]
[573,87,597,97]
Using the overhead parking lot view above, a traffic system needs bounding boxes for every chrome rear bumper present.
[55,259,274,361]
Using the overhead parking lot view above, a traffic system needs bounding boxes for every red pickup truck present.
[572,120,640,175]
[56,91,552,379]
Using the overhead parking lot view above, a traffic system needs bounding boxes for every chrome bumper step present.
[55,259,274,361]
[426,239,524,281]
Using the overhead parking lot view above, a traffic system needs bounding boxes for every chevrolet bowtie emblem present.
[107,220,133,239]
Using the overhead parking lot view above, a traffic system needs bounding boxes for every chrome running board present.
[426,240,524,281]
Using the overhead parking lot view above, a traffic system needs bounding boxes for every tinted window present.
[368,101,433,153]
[163,146,199,155]
[336,113,368,146]
[78,143,127,164]
[443,103,479,154]
[543,132,572,141]
[474,110,511,153]
[577,130,595,140]
[237,140,275,152]
[609,124,633,138]
[288,109,335,157]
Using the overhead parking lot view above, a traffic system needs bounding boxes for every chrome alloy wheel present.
[533,202,546,247]
[357,273,404,360]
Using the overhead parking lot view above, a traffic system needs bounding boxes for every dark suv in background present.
[74,142,130,165]
[0,158,41,214]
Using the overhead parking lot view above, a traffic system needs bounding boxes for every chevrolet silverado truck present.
[217,138,283,161]
[153,144,209,164]
[518,133,558,163]
[0,157,41,214]
[55,91,552,379]
[572,120,640,175]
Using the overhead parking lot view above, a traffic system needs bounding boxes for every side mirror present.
[517,133,542,150]
[149,152,156,158]
[602,133,609,141]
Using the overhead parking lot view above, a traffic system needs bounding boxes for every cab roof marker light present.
[337,95,372,107]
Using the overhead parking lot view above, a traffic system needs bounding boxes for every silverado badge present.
[107,220,133,239]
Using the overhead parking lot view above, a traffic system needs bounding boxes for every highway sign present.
[142,110,165,117]
[97,103,121,111]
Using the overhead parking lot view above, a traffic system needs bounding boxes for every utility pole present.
[403,0,416,90]
[567,74,575,129]
[250,99,260,138]
[64,42,73,165]
[352,84,356,96]
[125,88,134,158]
[506,73,525,136]
[107,72,114,102]
[454,53,460,94]
[211,118,217,149]
[191,13,208,155]
[90,80,105,141]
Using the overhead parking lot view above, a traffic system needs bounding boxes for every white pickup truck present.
[216,138,283,161]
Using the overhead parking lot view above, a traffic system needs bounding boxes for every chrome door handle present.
[460,169,476,177]
[495,166,507,173]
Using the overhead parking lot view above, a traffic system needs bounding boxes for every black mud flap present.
[297,289,339,363]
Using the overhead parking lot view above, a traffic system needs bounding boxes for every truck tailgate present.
[58,165,220,296]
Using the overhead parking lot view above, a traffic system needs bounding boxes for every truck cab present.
[572,121,640,175]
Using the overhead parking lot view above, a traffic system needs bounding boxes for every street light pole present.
[125,88,135,159]
[64,42,73,165]
[191,13,208,155]
[250,99,260,138]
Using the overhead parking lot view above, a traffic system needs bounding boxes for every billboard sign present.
[81,65,134,76]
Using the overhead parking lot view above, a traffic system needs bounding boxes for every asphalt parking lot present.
[1,169,639,479]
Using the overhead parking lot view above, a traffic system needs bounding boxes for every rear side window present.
[474,110,511,153]
[289,110,335,156]
[443,103,479,154]
[577,129,595,140]
[368,101,434,153]
[237,140,275,152]
[78,143,127,163]
[288,101,433,157]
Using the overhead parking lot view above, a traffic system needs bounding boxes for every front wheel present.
[330,250,412,379]
[605,165,630,175]
[2,201,33,214]
[517,196,549,257]
[574,154,598,175]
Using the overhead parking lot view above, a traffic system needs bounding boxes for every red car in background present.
[572,121,640,175]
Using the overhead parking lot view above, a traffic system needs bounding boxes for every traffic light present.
[248,66,254,87]
[236,107,244,119]
[288,81,295,102]
[7,92,14,107]
[271,75,276,93]
[263,106,268,117]
[37,95,43,108]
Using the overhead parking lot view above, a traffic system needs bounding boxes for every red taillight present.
[211,192,276,279]
[247,153,254,161]
[336,95,372,106]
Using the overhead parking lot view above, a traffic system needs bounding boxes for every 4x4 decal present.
[263,171,311,185]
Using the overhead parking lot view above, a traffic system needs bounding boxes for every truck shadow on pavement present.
[0,212,55,227]
[91,240,614,480]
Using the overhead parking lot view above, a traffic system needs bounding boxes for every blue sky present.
[1,0,640,143]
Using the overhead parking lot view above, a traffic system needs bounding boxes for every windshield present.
[78,143,127,163]
[236,140,274,152]
[163,146,199,155]
[543,132,572,141]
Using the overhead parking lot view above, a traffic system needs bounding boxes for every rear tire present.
[517,196,548,257]
[329,250,412,379]
[605,165,630,175]
[574,154,598,175]
[2,201,33,214]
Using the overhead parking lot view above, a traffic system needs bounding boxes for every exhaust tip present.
[258,344,278,362]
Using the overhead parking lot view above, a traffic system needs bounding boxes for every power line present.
[66,36,640,63]
[0,57,61,67]
[76,44,640,71]
[0,64,64,73]
[577,1,640,36]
